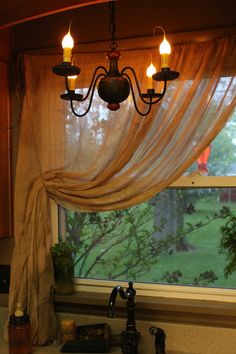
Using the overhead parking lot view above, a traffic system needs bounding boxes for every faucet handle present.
[127,282,136,298]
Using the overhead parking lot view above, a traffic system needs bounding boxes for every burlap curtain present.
[9,36,236,345]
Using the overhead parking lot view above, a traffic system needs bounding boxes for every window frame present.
[51,175,236,309]
[170,175,236,188]
[52,178,236,327]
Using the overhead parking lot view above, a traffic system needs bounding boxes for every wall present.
[0,238,14,264]
[56,312,236,354]
[0,29,11,240]
[0,28,13,262]
[0,305,235,354]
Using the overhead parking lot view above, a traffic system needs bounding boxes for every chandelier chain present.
[109,1,117,49]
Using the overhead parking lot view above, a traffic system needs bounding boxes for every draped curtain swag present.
[8,35,236,345]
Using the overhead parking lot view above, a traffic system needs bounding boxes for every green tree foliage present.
[220,208,236,277]
[66,201,231,282]
[67,204,161,279]
[209,115,236,176]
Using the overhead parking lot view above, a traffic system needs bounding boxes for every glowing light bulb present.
[67,75,77,91]
[146,62,156,89]
[146,63,157,77]
[62,31,74,63]
[159,36,171,68]
[62,32,74,49]
[159,37,171,55]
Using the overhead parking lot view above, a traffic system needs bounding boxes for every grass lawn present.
[138,199,236,287]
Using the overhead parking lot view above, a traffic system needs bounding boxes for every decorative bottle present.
[8,302,31,354]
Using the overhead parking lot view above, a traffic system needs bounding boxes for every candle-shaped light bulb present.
[159,36,171,68]
[62,31,74,63]
[67,75,77,91]
[146,62,157,89]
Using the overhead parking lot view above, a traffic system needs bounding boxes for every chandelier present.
[53,1,179,117]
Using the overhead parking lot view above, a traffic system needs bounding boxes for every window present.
[58,108,236,291]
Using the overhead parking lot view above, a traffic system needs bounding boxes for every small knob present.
[107,310,115,318]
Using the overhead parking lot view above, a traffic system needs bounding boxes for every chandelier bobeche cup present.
[53,1,180,117]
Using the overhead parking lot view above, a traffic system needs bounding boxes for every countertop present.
[0,339,122,354]
[0,338,186,354]
[0,331,189,354]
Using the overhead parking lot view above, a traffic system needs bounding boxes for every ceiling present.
[5,0,236,52]
[0,0,109,28]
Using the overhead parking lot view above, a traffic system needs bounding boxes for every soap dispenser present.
[8,302,31,354]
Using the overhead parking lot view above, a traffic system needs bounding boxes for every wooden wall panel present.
[0,29,10,238]
[0,61,10,238]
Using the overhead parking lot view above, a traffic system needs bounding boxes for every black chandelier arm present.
[122,73,152,117]
[121,66,167,105]
[121,66,146,103]
[65,65,108,102]
[69,73,106,117]
[80,66,108,101]
[141,79,167,105]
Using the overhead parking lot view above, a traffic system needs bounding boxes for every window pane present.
[65,188,236,288]
[187,108,236,176]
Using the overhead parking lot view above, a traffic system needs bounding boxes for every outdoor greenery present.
[64,109,236,288]
[65,196,236,287]
[51,235,78,266]
[51,236,78,295]
[220,210,236,277]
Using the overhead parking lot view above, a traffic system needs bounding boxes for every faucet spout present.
[108,282,136,320]
[107,285,122,317]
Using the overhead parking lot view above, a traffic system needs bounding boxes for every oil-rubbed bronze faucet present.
[150,326,166,354]
[108,282,138,354]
